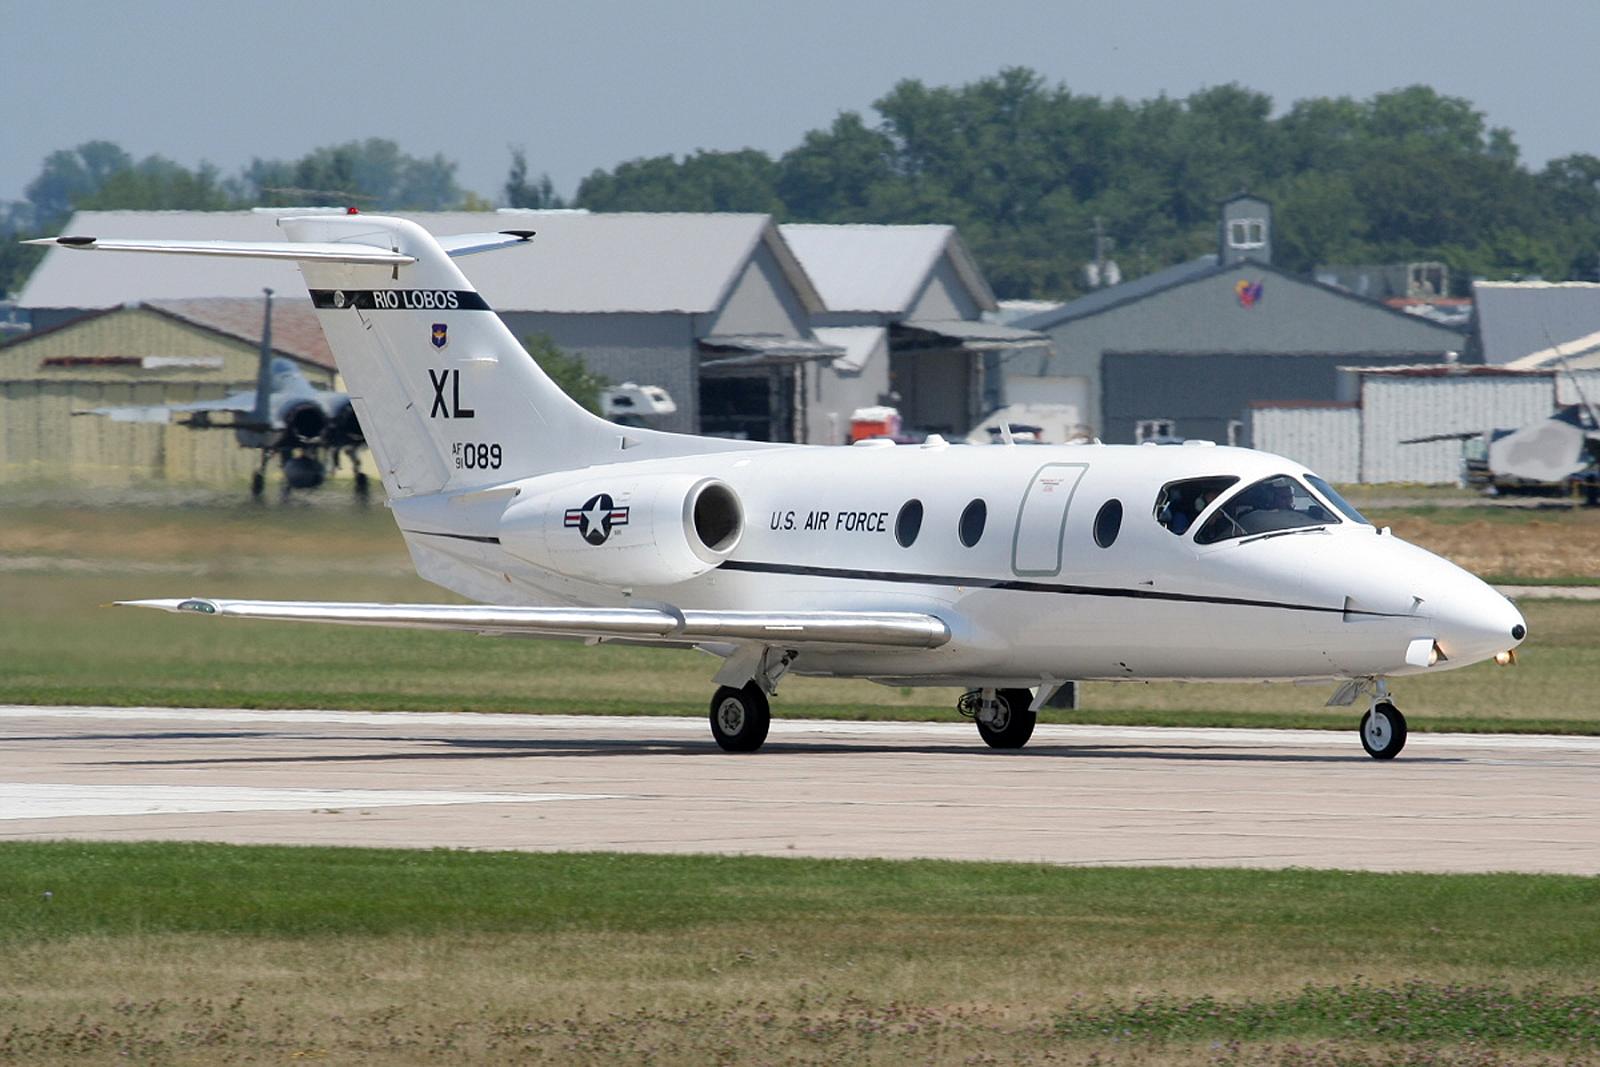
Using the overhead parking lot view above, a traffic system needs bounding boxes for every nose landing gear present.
[1360,698,1408,759]
[1329,678,1409,759]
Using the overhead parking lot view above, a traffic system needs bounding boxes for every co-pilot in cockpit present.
[1156,473,1371,544]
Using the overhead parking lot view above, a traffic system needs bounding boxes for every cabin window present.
[1153,476,1237,535]
[1305,474,1371,526]
[958,499,987,547]
[895,499,924,548]
[1093,499,1123,548]
[1195,474,1340,545]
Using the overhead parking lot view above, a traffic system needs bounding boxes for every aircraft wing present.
[76,394,256,424]
[1399,431,1482,444]
[117,597,951,649]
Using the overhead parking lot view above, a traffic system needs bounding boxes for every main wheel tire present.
[709,683,771,753]
[1360,700,1407,760]
[250,471,265,499]
[977,687,1037,750]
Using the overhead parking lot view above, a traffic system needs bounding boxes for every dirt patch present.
[1384,517,1600,579]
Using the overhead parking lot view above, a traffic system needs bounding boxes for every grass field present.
[2,497,1596,732]
[2,842,1598,1064]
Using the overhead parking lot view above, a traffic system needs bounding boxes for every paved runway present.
[3,705,1597,875]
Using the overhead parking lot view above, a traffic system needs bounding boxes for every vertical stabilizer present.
[278,215,617,496]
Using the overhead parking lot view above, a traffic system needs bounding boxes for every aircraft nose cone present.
[1433,579,1526,666]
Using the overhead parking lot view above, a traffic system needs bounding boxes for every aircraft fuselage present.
[394,438,1525,689]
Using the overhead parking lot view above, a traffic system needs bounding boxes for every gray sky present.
[5,0,1597,208]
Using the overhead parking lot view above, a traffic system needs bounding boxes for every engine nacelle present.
[499,473,743,588]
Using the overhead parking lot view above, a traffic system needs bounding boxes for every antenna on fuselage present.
[998,420,1015,446]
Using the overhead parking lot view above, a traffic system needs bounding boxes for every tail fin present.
[29,216,765,495]
[279,215,614,496]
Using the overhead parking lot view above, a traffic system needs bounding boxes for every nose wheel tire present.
[709,683,771,753]
[976,687,1037,750]
[1360,701,1407,760]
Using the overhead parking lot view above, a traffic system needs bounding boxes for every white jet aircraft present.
[31,216,1527,758]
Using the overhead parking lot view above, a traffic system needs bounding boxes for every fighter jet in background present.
[76,289,369,499]
[1401,369,1600,505]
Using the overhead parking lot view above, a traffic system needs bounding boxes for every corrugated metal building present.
[780,224,1048,442]
[0,298,339,486]
[1013,194,1469,444]
[1358,368,1556,483]
[1251,366,1560,484]
[1246,402,1361,482]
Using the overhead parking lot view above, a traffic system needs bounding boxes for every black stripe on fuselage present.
[403,529,502,544]
[310,289,491,311]
[398,534,1404,619]
[719,559,1405,619]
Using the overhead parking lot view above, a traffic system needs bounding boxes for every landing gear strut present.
[959,687,1037,749]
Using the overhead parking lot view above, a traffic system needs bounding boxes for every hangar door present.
[1011,463,1087,576]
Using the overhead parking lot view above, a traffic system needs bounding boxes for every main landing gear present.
[958,688,1037,749]
[709,683,771,753]
[704,651,1050,753]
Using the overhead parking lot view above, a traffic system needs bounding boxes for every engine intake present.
[279,399,328,444]
[499,474,744,588]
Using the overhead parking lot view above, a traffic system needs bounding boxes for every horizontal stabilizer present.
[25,236,416,265]
[117,598,952,649]
[29,230,536,264]
[436,230,537,258]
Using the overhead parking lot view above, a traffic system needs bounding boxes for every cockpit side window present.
[1154,476,1238,535]
[1304,474,1371,526]
[1195,474,1340,545]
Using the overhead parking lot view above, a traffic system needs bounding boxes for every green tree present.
[505,148,567,209]
[25,140,134,226]
[79,157,234,212]
[577,149,782,213]
[775,112,896,219]
[244,139,462,209]
[522,334,608,413]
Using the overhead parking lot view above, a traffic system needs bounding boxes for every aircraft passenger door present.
[1011,463,1088,577]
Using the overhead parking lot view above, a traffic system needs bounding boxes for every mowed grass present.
[2,843,1598,1064]
[1,499,1597,731]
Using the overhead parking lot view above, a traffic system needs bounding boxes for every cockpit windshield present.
[1154,476,1239,535]
[1195,474,1339,544]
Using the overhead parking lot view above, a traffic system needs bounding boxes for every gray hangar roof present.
[1473,280,1600,364]
[1013,255,1220,331]
[21,210,824,316]
[779,223,997,314]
